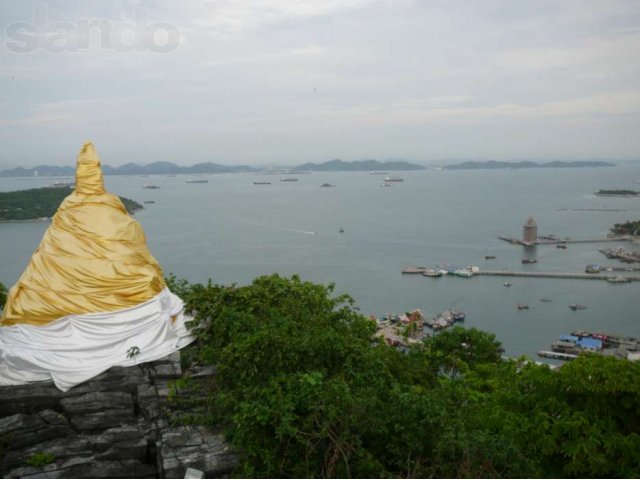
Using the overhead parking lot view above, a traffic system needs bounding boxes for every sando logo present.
[4,4,180,53]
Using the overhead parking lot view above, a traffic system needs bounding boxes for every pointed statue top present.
[75,141,105,195]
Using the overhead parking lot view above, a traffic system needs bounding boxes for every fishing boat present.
[503,281,512,287]
[485,255,496,260]
[522,258,537,264]
[186,179,208,184]
[517,303,529,310]
[280,177,299,182]
[384,176,404,182]
[142,183,160,189]
[253,181,271,185]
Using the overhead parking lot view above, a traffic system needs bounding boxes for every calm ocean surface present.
[2,164,640,360]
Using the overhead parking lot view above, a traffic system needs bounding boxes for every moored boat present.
[569,304,587,311]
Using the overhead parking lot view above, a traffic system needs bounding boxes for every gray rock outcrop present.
[0,353,239,478]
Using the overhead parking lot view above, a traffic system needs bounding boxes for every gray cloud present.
[0,0,639,167]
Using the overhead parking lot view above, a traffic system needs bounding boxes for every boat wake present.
[236,218,318,236]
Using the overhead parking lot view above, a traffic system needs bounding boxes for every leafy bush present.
[174,274,640,478]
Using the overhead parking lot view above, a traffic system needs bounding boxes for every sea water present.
[2,164,640,359]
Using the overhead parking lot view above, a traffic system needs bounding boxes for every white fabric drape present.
[0,288,195,391]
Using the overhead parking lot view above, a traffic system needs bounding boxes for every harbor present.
[539,331,640,362]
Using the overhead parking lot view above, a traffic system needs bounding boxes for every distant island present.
[443,160,615,170]
[293,159,424,171]
[595,189,639,197]
[611,220,640,236]
[0,159,426,177]
[0,187,142,222]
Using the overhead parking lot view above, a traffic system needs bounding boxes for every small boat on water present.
[522,258,537,264]
[569,304,587,311]
[384,176,404,182]
[381,181,394,187]
[254,181,271,185]
[422,268,443,278]
[485,255,496,260]
[186,179,208,184]
[607,276,630,284]
[143,200,155,204]
[50,181,74,188]
[280,177,298,182]
[556,244,567,249]
[142,183,160,189]
[503,281,512,287]
[454,269,473,277]
[540,298,553,303]
[320,183,335,188]
[402,266,426,274]
[517,303,529,310]
[339,228,344,233]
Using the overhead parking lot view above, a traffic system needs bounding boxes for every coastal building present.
[523,216,538,244]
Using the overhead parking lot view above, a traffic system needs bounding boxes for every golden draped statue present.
[1,142,165,326]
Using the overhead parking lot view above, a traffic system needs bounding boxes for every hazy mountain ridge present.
[444,160,615,170]
[0,159,423,177]
[294,159,425,171]
[0,162,259,177]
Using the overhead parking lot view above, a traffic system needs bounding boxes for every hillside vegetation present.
[611,220,640,236]
[168,274,640,478]
[0,187,142,221]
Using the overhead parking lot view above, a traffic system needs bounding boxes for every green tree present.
[0,282,6,310]
[174,274,640,478]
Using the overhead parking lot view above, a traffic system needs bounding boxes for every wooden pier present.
[538,351,578,361]
[476,270,640,282]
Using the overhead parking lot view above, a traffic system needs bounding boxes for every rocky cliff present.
[0,353,238,478]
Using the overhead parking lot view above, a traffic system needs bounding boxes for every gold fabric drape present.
[0,142,165,326]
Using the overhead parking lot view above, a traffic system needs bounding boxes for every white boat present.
[454,269,473,277]
[384,176,404,182]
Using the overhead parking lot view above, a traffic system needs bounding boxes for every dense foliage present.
[0,187,142,221]
[170,274,640,478]
[0,282,6,310]
[611,220,640,236]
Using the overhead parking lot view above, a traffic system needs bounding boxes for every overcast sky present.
[1,0,639,167]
